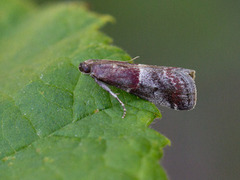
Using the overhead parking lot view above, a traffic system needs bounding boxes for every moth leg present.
[93,78,127,118]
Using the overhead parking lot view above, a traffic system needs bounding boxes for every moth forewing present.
[79,59,197,118]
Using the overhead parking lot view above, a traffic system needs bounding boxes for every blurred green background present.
[33,0,240,179]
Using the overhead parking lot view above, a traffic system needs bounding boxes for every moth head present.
[79,63,90,73]
[79,59,100,74]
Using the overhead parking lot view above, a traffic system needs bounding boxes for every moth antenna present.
[127,56,140,63]
[93,77,127,118]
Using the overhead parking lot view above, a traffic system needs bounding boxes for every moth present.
[79,59,197,118]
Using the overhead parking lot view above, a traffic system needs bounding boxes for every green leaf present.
[0,1,170,179]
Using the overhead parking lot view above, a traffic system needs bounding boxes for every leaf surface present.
[0,1,170,179]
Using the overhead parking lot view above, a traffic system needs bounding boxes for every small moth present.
[79,59,197,118]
